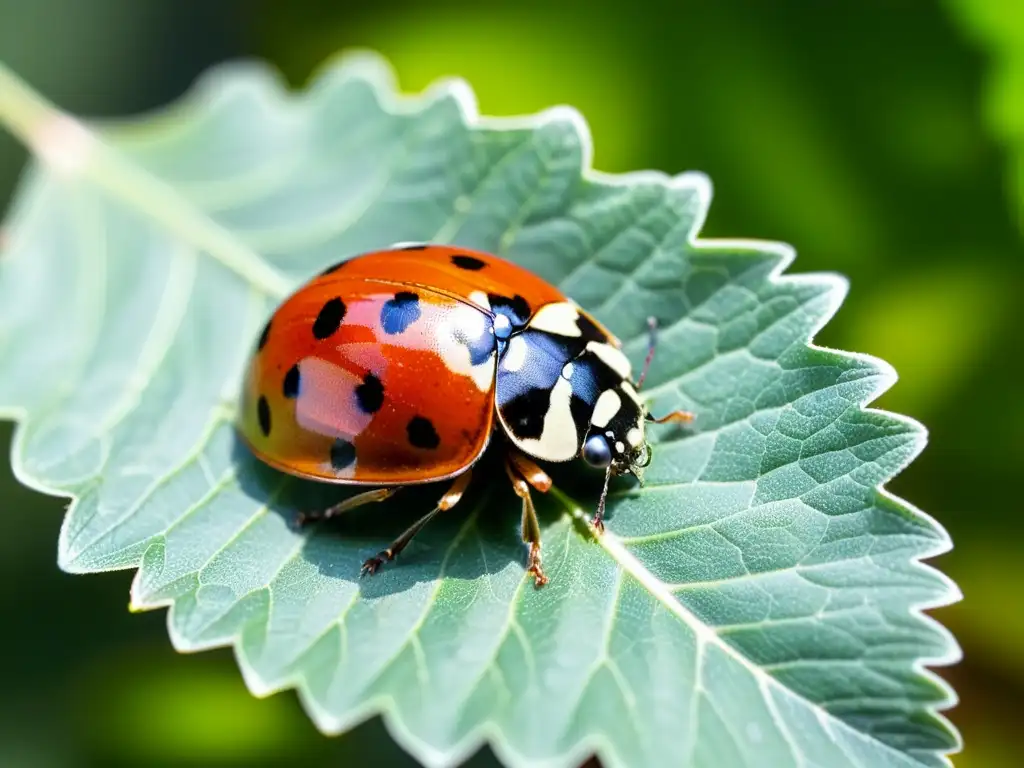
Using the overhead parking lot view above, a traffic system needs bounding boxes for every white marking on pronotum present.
[587,341,632,380]
[591,389,622,428]
[502,334,528,372]
[493,314,512,337]
[509,377,579,461]
[529,302,581,337]
[469,290,490,310]
[561,362,574,380]
[615,441,625,454]
[620,380,643,405]
[627,426,643,447]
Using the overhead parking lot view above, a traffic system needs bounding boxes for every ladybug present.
[238,244,691,586]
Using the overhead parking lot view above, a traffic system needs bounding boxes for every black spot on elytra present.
[451,254,486,271]
[355,373,384,414]
[312,297,346,340]
[381,291,421,335]
[282,364,300,399]
[257,320,271,351]
[330,438,356,470]
[488,293,532,326]
[257,396,271,437]
[407,416,440,450]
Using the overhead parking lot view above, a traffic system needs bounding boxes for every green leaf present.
[0,53,961,767]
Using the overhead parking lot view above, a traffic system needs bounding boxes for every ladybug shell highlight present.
[239,244,650,487]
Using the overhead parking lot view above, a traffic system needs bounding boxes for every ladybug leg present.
[591,466,613,535]
[504,453,552,588]
[507,451,553,495]
[360,470,474,578]
[647,410,695,425]
[297,487,399,526]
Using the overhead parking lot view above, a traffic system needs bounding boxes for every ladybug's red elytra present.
[238,244,692,586]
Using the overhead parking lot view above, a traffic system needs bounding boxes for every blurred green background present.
[1,0,1020,766]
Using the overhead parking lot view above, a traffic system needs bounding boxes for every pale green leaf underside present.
[0,54,960,768]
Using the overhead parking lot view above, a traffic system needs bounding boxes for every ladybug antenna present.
[636,316,659,390]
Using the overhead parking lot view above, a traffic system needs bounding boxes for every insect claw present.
[360,547,395,577]
[526,543,548,587]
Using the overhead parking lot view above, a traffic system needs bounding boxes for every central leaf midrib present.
[545,486,930,767]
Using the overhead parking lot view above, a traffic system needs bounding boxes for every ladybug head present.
[580,403,652,485]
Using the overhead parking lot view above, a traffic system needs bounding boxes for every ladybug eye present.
[583,434,612,468]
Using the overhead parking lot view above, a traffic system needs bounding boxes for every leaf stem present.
[0,61,293,299]
[0,60,56,148]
